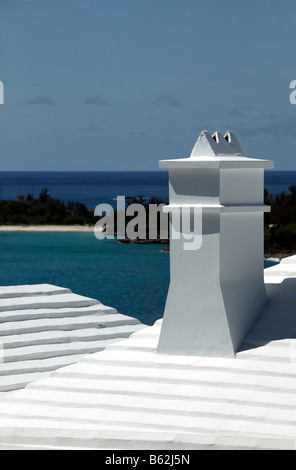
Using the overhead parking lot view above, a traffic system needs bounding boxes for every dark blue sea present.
[0,170,293,325]
[0,171,169,209]
[0,169,293,209]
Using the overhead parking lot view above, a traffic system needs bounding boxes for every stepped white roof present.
[0,284,144,393]
[0,258,296,450]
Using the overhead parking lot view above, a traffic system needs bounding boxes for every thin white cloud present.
[131,131,147,136]
[84,95,109,106]
[28,95,55,105]
[152,95,181,107]
[80,124,102,133]
[229,107,278,120]
[229,117,296,142]
[163,138,181,144]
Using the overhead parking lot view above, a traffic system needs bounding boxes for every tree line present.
[0,187,295,254]
[264,185,296,252]
[0,188,95,225]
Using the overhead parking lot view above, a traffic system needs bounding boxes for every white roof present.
[0,284,144,393]
[0,258,296,449]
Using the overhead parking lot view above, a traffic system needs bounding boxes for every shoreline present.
[0,226,295,262]
[0,225,95,232]
[264,251,296,261]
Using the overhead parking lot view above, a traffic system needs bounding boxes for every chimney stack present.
[157,130,274,357]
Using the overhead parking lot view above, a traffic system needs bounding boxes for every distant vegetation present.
[264,185,296,254]
[0,190,169,232]
[128,189,296,253]
[0,188,95,225]
[0,187,295,256]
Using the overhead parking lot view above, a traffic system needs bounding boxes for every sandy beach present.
[0,225,95,232]
[0,226,294,262]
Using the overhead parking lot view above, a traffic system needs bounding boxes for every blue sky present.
[0,0,295,171]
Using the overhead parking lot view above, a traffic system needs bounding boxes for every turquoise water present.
[0,171,286,326]
[0,231,169,325]
[0,231,277,326]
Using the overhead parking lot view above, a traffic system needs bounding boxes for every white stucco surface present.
[0,284,144,393]
[158,131,273,357]
[0,258,295,449]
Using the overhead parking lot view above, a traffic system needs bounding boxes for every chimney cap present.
[159,130,274,170]
[191,130,244,158]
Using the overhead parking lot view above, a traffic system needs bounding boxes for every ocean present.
[0,169,294,209]
[0,171,169,209]
[0,232,168,325]
[0,170,293,325]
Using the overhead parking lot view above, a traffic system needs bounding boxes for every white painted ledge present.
[160,157,274,169]
[163,203,271,213]
[0,284,71,298]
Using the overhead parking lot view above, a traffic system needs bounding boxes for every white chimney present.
[157,130,274,357]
